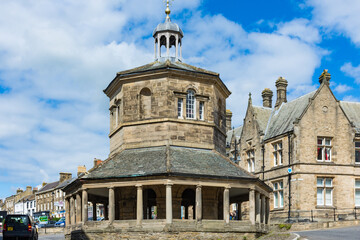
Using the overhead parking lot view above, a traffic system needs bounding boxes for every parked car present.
[55,217,65,227]
[2,214,38,240]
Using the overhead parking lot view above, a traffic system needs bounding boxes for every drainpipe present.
[287,132,292,222]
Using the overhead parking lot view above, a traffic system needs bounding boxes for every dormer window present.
[186,89,195,119]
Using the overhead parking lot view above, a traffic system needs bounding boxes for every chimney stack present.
[16,188,23,194]
[275,77,288,108]
[319,69,331,85]
[77,166,87,177]
[93,158,103,168]
[261,88,273,108]
[225,110,232,132]
[59,172,72,183]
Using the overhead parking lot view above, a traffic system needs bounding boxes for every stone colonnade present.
[65,182,270,227]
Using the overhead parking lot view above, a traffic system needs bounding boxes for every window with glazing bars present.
[317,137,331,161]
[186,90,195,119]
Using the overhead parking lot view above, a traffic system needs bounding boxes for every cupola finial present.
[165,0,171,22]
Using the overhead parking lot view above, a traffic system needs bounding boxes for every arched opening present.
[186,89,195,119]
[169,35,176,57]
[181,189,195,219]
[140,88,152,119]
[160,35,166,57]
[143,189,157,219]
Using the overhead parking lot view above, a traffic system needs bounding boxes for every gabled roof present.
[264,91,316,140]
[83,146,256,180]
[37,181,60,193]
[340,101,360,133]
[226,126,243,144]
[252,106,272,133]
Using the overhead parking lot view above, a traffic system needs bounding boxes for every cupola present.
[153,0,183,62]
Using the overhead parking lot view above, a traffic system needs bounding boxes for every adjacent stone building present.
[63,3,271,240]
[229,70,360,222]
[36,172,72,218]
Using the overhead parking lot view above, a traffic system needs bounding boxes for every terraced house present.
[230,70,360,222]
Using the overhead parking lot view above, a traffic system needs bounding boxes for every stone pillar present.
[196,185,202,221]
[109,187,115,224]
[249,190,255,224]
[261,195,265,223]
[255,192,261,223]
[65,198,70,226]
[265,197,270,224]
[92,201,97,221]
[82,189,88,223]
[136,185,143,225]
[70,196,75,225]
[223,187,230,224]
[180,42,182,61]
[76,193,82,223]
[166,183,173,224]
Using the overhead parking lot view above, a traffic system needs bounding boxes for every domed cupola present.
[153,0,183,62]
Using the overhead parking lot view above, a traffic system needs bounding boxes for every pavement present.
[294,225,360,240]
[0,233,65,240]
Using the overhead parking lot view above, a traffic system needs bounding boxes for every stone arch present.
[140,88,152,119]
[181,188,195,219]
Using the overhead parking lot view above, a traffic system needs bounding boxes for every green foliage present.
[278,223,292,230]
[243,236,247,240]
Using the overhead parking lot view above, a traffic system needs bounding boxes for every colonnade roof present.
[82,146,256,181]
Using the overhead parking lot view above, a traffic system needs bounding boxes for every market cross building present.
[63,2,271,240]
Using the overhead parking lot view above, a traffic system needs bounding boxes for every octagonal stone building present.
[64,3,271,240]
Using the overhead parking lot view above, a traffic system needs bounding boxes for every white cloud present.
[334,83,353,93]
[305,0,360,45]
[277,18,321,44]
[341,62,360,83]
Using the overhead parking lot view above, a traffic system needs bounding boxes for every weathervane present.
[164,0,174,21]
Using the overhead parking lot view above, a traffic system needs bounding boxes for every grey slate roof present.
[226,126,243,145]
[56,177,77,190]
[37,181,60,193]
[253,106,272,133]
[340,101,360,133]
[83,146,255,180]
[264,91,316,140]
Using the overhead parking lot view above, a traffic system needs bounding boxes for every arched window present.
[186,89,195,119]
[140,88,152,119]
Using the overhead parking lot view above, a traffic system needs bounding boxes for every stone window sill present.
[271,208,285,212]
[315,205,335,209]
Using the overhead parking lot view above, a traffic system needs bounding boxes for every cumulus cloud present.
[333,83,353,94]
[341,62,360,83]
[305,0,360,45]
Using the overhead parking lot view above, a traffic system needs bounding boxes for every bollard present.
[333,208,336,222]
[311,210,314,222]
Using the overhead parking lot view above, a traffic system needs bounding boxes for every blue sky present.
[1,0,360,200]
